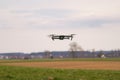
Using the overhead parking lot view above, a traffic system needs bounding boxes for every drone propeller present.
[48,35,51,37]
[71,34,76,35]
[48,34,55,37]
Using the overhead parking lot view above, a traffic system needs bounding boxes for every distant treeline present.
[0,50,120,59]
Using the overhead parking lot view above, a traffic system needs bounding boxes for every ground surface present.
[2,61,120,70]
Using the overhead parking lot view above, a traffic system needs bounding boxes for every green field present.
[0,58,120,63]
[0,65,120,80]
[0,58,120,80]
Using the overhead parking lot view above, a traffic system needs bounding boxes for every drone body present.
[49,34,75,40]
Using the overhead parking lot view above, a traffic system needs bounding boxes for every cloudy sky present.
[0,0,120,53]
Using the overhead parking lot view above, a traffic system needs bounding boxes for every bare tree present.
[44,50,51,58]
[44,50,53,59]
[69,42,84,58]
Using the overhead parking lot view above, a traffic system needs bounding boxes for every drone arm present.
[71,36,73,40]
[52,37,54,40]
[71,34,76,40]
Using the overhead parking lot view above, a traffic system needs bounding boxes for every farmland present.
[0,58,120,80]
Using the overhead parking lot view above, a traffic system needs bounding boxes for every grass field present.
[0,58,120,80]
[0,58,120,63]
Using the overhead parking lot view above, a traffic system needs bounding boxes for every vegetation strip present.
[0,58,120,63]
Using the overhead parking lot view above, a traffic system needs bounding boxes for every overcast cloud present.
[0,0,120,53]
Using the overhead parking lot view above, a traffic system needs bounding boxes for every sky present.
[0,0,120,53]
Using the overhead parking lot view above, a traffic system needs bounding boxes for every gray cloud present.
[64,17,120,28]
[11,9,75,18]
[1,7,120,30]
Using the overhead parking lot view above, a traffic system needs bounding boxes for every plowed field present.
[3,61,120,70]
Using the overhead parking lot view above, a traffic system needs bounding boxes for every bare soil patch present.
[2,61,120,70]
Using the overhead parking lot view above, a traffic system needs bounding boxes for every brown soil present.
[2,61,120,70]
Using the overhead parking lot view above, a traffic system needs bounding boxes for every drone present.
[48,34,75,40]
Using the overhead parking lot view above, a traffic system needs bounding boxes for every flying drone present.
[48,34,75,40]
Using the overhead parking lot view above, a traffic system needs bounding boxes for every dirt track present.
[3,61,120,70]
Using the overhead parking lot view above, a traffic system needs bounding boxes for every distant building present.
[101,54,106,58]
